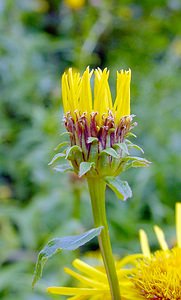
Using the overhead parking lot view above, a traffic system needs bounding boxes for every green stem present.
[72,186,81,220]
[87,177,121,300]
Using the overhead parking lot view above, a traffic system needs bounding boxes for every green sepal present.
[87,137,98,143]
[124,156,151,169]
[79,162,95,177]
[53,164,73,173]
[105,176,132,201]
[48,153,66,166]
[54,141,69,151]
[32,227,103,288]
[113,142,129,156]
[65,145,82,160]
[125,132,137,139]
[100,148,119,159]
[59,131,73,138]
[125,140,144,154]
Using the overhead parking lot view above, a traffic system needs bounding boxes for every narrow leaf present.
[32,227,103,288]
[105,177,132,201]
[79,162,94,177]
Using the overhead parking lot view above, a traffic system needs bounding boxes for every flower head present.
[47,254,142,300]
[57,67,145,178]
[47,203,181,300]
[127,203,181,300]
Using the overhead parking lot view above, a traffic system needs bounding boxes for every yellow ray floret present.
[139,229,151,258]
[129,202,181,300]
[61,67,131,125]
[47,255,142,300]
[176,202,181,247]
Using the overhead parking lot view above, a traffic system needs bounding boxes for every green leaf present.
[87,137,98,143]
[65,145,82,159]
[105,177,132,201]
[100,148,119,159]
[32,227,103,288]
[78,162,94,177]
[48,153,65,165]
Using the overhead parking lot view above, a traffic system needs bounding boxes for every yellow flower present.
[47,254,142,300]
[60,67,136,178]
[127,203,181,299]
[64,0,85,10]
[47,203,181,300]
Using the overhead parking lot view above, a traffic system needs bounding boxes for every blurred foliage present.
[0,0,181,299]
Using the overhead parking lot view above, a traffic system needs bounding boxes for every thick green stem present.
[87,178,121,300]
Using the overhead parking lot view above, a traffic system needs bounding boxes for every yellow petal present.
[154,225,168,251]
[114,69,131,123]
[73,259,107,283]
[64,267,107,289]
[79,67,93,115]
[47,287,104,296]
[139,229,151,258]
[176,202,181,247]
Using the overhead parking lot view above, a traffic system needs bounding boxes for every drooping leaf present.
[105,176,132,201]
[79,162,95,177]
[32,227,103,288]
[100,148,119,159]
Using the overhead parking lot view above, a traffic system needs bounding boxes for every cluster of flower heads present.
[48,203,181,300]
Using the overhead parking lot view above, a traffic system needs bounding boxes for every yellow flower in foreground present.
[47,203,181,300]
[47,254,142,300]
[129,203,181,299]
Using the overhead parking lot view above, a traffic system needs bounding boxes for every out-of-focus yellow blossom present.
[64,0,85,10]
[128,202,181,299]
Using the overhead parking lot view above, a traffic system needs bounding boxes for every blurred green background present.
[0,0,181,299]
